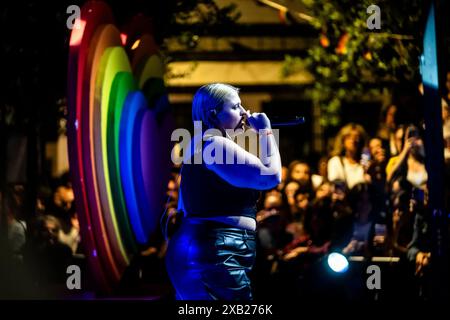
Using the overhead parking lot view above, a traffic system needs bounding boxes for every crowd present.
[1,173,83,298]
[2,85,450,301]
[247,97,450,301]
[163,91,450,301]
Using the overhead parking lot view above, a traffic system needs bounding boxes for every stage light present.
[69,19,86,47]
[327,252,349,273]
[131,39,141,50]
[120,33,128,46]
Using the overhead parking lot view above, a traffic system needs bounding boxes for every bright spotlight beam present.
[327,252,349,273]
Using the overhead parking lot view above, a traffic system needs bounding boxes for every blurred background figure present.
[49,175,80,256]
[22,215,73,296]
[4,185,27,262]
[342,183,374,256]
[287,160,313,191]
[315,181,332,200]
[367,137,389,224]
[328,123,369,189]
[276,166,289,192]
[312,156,329,190]
[376,104,398,157]
[386,125,427,190]
[283,180,300,217]
[442,98,450,162]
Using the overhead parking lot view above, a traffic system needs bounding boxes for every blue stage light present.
[327,252,349,273]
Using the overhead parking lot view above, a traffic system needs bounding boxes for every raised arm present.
[386,137,414,183]
[204,113,282,190]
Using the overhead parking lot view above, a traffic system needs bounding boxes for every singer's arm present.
[204,110,282,191]
[204,135,281,190]
[259,128,282,180]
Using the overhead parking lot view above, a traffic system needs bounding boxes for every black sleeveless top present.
[180,159,260,219]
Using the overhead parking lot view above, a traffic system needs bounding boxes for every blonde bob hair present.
[192,83,240,129]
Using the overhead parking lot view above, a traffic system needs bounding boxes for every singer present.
[165,83,282,300]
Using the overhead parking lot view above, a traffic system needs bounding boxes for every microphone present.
[270,116,305,128]
[243,115,305,129]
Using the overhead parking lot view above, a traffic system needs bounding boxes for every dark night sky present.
[1,1,175,139]
[2,1,82,135]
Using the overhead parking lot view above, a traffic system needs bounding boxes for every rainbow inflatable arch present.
[67,1,174,291]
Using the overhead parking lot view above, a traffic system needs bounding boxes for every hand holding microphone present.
[244,110,272,131]
[244,110,305,130]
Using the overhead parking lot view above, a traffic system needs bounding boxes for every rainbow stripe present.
[67,1,174,292]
